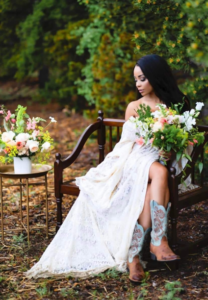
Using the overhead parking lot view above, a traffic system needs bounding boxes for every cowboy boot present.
[150,200,180,262]
[127,222,146,283]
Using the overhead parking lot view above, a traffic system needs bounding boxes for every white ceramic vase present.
[13,157,32,174]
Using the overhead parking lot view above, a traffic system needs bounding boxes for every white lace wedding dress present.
[25,119,193,279]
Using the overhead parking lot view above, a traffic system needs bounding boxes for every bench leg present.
[170,215,179,270]
[56,196,63,232]
[170,215,178,254]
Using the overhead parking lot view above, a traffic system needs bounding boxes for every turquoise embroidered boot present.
[150,200,180,262]
[127,223,146,283]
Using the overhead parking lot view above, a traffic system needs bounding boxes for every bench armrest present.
[54,119,102,171]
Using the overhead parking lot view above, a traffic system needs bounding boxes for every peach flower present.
[136,137,145,146]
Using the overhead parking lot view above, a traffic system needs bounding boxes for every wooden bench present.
[54,111,208,255]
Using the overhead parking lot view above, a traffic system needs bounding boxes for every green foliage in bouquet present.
[136,104,152,122]
[153,125,189,161]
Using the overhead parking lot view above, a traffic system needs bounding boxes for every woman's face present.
[134,65,154,96]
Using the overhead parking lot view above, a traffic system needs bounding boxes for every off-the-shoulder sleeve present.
[120,119,140,143]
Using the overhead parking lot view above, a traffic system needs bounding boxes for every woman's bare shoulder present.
[125,99,143,120]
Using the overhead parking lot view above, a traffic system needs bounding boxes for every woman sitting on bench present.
[26,54,190,283]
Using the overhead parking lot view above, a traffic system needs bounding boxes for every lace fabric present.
[25,120,192,279]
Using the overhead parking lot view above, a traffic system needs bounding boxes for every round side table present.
[0,164,52,243]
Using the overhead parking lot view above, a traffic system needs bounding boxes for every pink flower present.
[5,110,11,121]
[31,120,36,130]
[11,119,16,123]
[188,141,194,146]
[152,121,163,132]
[136,137,145,146]
[27,118,37,130]
[149,138,154,144]
[27,121,32,130]
[32,130,40,139]
[193,139,198,144]
[0,110,4,114]
[159,118,167,124]
[16,141,24,150]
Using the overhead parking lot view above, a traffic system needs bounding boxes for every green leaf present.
[3,119,10,132]
[199,162,203,173]
[184,153,192,162]
[176,152,182,162]
[18,120,25,126]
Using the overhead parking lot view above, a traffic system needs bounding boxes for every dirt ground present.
[0,98,208,300]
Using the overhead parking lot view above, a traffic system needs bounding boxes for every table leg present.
[26,178,30,243]
[20,179,23,232]
[0,177,3,242]
[45,174,49,238]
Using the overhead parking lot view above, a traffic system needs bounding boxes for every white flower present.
[156,104,167,109]
[1,131,15,143]
[18,147,28,156]
[129,116,136,122]
[16,133,30,142]
[140,122,149,136]
[151,110,162,118]
[166,115,175,124]
[167,115,185,124]
[142,122,149,132]
[49,116,57,123]
[7,140,16,146]
[177,115,185,123]
[190,109,195,116]
[41,141,51,152]
[152,121,163,132]
[195,102,204,111]
[183,111,196,131]
[26,140,39,153]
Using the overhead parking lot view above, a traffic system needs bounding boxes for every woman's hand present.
[159,150,175,161]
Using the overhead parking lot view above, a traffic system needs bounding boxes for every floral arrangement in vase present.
[0,105,56,173]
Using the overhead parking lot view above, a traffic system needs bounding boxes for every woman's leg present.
[128,161,178,282]
[148,161,169,207]
[139,162,169,230]
[146,162,180,261]
[127,182,152,282]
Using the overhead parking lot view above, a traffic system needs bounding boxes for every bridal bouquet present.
[0,105,56,164]
[130,101,205,169]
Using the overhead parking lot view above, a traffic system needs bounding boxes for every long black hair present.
[136,54,190,112]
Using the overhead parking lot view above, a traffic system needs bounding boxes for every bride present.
[26,54,190,283]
